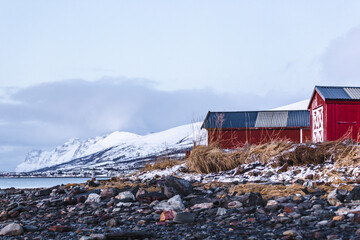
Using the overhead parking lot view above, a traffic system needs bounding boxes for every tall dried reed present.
[186,141,293,173]
[142,157,183,171]
[187,139,360,174]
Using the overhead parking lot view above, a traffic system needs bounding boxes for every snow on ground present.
[132,160,360,188]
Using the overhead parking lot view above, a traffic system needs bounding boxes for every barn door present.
[312,106,324,142]
[337,122,357,140]
[336,104,360,141]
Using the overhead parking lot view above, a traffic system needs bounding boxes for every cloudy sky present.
[1,1,360,171]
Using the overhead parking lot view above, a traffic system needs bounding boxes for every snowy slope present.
[272,99,309,110]
[16,100,309,174]
[16,122,206,173]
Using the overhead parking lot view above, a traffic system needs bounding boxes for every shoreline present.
[0,171,360,239]
[0,176,108,179]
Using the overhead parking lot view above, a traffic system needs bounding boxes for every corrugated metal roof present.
[316,86,350,100]
[255,112,288,128]
[202,110,309,129]
[315,86,360,100]
[202,112,258,129]
[287,110,310,127]
[344,87,360,99]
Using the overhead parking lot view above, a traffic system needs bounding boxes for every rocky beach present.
[1,141,360,239]
[1,166,360,239]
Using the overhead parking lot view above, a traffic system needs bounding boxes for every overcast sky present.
[1,1,360,171]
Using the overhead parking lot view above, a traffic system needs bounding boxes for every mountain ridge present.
[16,122,205,174]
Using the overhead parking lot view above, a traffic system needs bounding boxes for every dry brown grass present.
[229,183,354,201]
[186,140,360,174]
[273,140,360,168]
[65,183,81,189]
[186,141,293,173]
[245,141,294,164]
[272,141,334,167]
[85,178,161,192]
[229,183,309,200]
[334,142,360,168]
[186,145,240,173]
[142,157,184,171]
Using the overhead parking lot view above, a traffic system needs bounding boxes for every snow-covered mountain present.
[16,122,206,173]
[15,101,309,175]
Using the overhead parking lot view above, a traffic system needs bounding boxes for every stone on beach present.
[328,189,342,206]
[159,210,176,221]
[115,191,136,202]
[191,202,213,209]
[85,193,101,203]
[0,223,23,236]
[162,175,193,198]
[154,195,185,210]
[173,212,195,224]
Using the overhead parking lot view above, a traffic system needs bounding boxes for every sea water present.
[0,177,109,189]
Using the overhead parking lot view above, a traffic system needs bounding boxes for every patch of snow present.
[272,100,309,110]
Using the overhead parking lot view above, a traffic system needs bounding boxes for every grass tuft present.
[186,140,360,174]
[229,183,354,201]
[186,141,293,173]
[142,157,184,171]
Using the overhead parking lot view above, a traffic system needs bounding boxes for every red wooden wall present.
[309,91,360,142]
[207,128,311,149]
[326,101,360,141]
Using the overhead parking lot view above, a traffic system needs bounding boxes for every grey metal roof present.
[255,111,288,128]
[287,110,310,127]
[344,87,360,99]
[315,86,360,100]
[202,110,310,129]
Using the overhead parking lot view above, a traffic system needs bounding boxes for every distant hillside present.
[16,122,206,174]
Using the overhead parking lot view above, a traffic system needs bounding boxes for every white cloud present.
[320,26,360,86]
[0,77,307,171]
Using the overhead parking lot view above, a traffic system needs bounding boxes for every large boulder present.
[162,176,193,198]
[327,190,342,206]
[173,212,195,224]
[346,186,360,202]
[136,191,166,203]
[336,189,349,202]
[115,191,135,202]
[0,223,23,236]
[35,188,52,197]
[154,195,185,211]
[100,188,118,199]
[236,192,264,207]
[85,193,101,203]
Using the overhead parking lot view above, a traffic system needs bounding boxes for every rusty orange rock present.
[333,215,344,221]
[159,210,176,222]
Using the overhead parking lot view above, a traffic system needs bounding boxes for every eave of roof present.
[308,85,360,109]
[202,110,310,129]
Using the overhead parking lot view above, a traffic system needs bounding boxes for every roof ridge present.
[207,110,309,113]
[314,85,360,101]
[316,85,360,89]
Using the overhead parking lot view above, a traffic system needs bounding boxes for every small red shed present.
[201,110,310,149]
[308,86,360,142]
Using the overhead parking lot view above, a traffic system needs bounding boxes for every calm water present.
[0,177,109,189]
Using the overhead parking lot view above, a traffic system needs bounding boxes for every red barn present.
[308,86,360,142]
[201,110,310,149]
